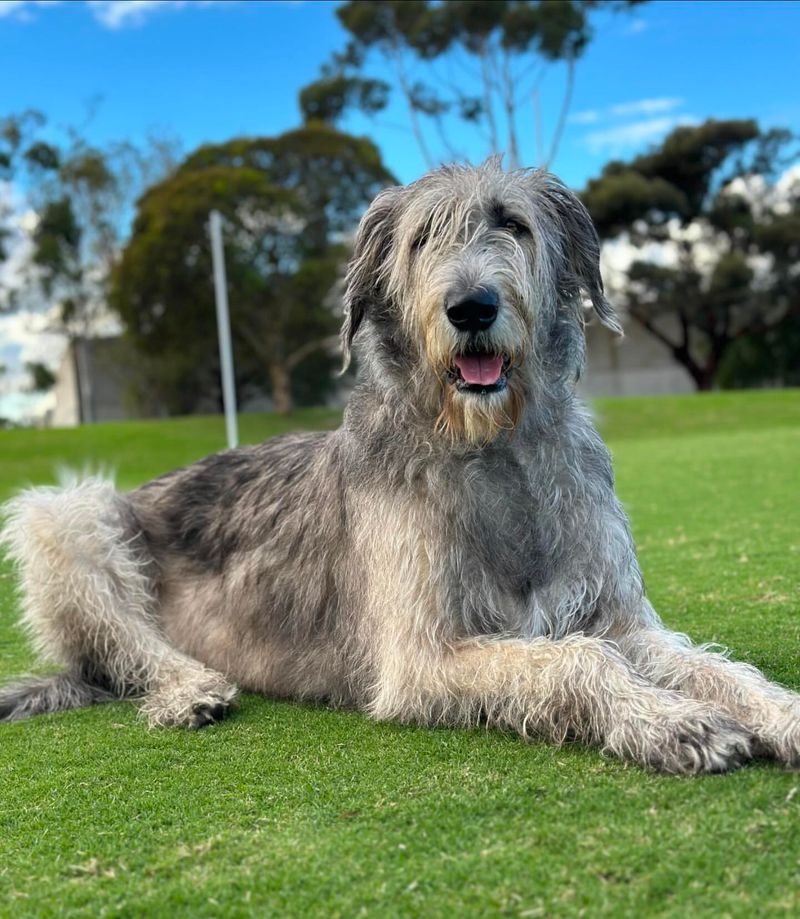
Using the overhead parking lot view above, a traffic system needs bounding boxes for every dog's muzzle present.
[444,288,510,394]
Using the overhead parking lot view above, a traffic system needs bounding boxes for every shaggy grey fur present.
[2,161,799,773]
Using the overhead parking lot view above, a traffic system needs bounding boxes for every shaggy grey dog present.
[2,161,798,774]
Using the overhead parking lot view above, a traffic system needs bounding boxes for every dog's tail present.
[0,670,118,722]
[0,475,155,723]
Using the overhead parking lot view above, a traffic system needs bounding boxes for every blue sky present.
[1,0,799,189]
[1,0,799,421]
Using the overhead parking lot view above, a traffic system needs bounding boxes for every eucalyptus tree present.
[582,119,800,389]
[301,0,645,169]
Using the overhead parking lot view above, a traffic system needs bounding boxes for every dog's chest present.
[431,449,579,634]
[466,471,558,593]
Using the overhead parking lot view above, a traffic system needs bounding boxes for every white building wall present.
[50,346,81,427]
[581,318,695,397]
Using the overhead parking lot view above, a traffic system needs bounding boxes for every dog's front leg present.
[369,634,752,774]
[615,616,800,767]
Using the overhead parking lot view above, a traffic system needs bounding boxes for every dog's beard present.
[432,355,526,446]
[437,382,525,446]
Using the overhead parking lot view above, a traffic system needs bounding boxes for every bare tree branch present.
[286,334,341,371]
[501,49,520,169]
[479,38,500,156]
[544,56,576,169]
[627,306,680,353]
[234,314,274,366]
[389,42,434,168]
[677,310,690,352]
[734,301,800,338]
[532,90,545,166]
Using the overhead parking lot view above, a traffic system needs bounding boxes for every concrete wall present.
[581,318,694,397]
[51,338,141,427]
[51,347,80,427]
[51,321,698,427]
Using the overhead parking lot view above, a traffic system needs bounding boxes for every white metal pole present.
[209,209,239,449]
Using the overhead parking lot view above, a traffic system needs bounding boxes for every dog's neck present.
[343,353,579,468]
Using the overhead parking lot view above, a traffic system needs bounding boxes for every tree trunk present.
[269,361,293,415]
[628,309,722,392]
[695,370,716,391]
[673,345,716,391]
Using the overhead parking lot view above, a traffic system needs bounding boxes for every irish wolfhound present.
[1,161,797,773]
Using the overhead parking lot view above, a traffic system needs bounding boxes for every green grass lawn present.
[0,390,798,917]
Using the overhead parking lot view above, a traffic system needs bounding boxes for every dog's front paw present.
[139,669,238,728]
[189,696,235,729]
[751,704,800,768]
[608,707,754,775]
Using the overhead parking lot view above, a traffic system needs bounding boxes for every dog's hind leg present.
[0,477,236,727]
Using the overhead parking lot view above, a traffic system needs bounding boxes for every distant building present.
[50,323,694,427]
[51,337,154,427]
[582,318,694,397]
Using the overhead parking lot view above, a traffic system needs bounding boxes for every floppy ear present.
[341,185,403,371]
[538,175,622,335]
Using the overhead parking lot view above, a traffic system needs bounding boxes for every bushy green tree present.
[112,123,394,415]
[582,120,800,390]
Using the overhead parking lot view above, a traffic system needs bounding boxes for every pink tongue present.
[454,354,503,385]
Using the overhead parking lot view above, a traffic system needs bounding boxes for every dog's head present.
[343,160,619,445]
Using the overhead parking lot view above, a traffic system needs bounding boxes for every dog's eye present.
[411,232,429,253]
[502,218,528,236]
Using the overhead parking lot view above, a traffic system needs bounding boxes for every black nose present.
[445,288,499,333]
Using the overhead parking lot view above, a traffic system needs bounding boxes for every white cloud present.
[584,116,698,155]
[764,162,800,215]
[572,99,689,150]
[600,217,729,311]
[0,1,28,17]
[721,162,800,217]
[0,181,36,311]
[569,109,600,126]
[89,1,187,29]
[0,180,121,423]
[0,295,123,422]
[625,19,648,35]
[610,98,684,118]
[0,388,55,424]
[0,309,65,371]
[0,0,61,21]
[723,173,769,218]
[0,308,66,422]
[600,161,800,313]
[774,162,800,195]
[0,0,232,27]
[600,232,682,298]
[87,0,234,29]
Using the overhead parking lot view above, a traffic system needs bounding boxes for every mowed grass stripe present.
[0,390,798,917]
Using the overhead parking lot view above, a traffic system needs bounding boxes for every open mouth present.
[448,352,511,394]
